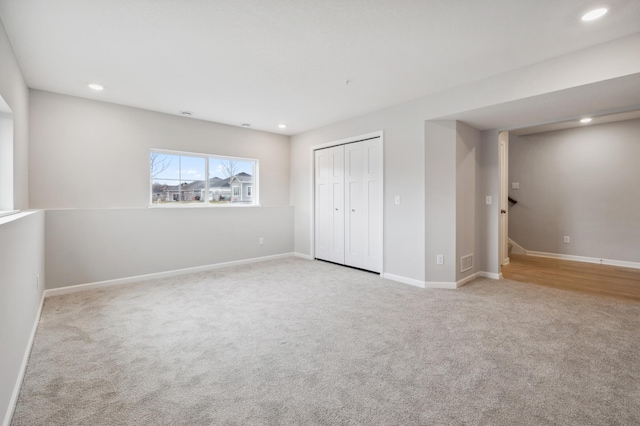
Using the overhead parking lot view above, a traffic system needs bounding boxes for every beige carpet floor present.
[11,257,640,425]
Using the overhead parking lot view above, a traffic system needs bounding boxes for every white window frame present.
[149,148,259,207]
[0,96,16,217]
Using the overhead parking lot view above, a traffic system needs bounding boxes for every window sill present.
[147,203,260,209]
[0,210,19,219]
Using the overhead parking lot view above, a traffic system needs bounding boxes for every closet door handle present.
[335,208,339,211]
[351,209,355,212]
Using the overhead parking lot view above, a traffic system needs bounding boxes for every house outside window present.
[150,150,258,206]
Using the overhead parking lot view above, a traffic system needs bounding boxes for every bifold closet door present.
[314,145,345,264]
[344,139,382,272]
[315,138,382,273]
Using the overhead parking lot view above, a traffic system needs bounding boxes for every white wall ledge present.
[0,210,38,226]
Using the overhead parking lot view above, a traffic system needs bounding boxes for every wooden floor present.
[502,254,640,302]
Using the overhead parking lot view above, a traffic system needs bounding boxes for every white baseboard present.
[425,281,458,289]
[456,273,479,288]
[45,252,296,297]
[3,291,45,426]
[508,238,527,255]
[526,250,640,270]
[478,271,501,280]
[384,270,500,290]
[382,273,426,289]
[293,252,314,261]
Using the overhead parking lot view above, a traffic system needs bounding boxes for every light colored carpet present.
[11,258,640,425]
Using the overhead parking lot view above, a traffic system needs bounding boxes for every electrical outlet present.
[564,236,570,244]
[436,254,444,265]
[259,237,264,245]
[512,182,520,189]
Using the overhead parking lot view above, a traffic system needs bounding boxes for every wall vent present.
[460,254,473,273]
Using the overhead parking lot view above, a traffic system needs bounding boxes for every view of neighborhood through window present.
[150,150,257,206]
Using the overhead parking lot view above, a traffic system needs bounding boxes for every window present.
[247,186,252,196]
[0,94,15,217]
[150,149,258,206]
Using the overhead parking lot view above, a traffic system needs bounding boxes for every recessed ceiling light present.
[582,8,608,21]
[278,124,287,129]
[580,117,593,123]
[88,83,104,91]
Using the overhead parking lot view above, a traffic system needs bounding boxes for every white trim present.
[293,252,314,261]
[311,130,384,151]
[478,271,501,280]
[508,238,526,255]
[44,253,295,297]
[456,272,478,288]
[424,281,458,289]
[382,273,426,289]
[526,250,640,270]
[383,270,500,289]
[0,211,36,226]
[3,291,45,426]
[309,130,384,267]
[0,210,19,219]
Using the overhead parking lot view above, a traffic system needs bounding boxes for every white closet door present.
[361,138,382,273]
[344,139,382,272]
[314,145,345,264]
[344,143,364,268]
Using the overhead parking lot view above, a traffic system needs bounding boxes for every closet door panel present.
[345,143,364,268]
[314,145,344,264]
[363,140,382,272]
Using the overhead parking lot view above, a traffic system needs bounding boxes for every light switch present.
[485,196,492,205]
[512,182,520,189]
[395,195,401,205]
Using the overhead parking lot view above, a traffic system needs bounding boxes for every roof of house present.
[152,173,251,192]
[230,172,252,183]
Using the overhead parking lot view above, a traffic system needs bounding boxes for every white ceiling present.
[1,0,640,135]
[441,73,640,133]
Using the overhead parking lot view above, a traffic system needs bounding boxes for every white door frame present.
[498,131,510,274]
[309,130,384,275]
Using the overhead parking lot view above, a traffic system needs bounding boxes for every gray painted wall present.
[45,206,293,289]
[291,103,427,282]
[0,212,45,425]
[456,122,479,282]
[424,121,456,283]
[509,119,640,263]
[0,18,43,426]
[29,90,291,209]
[423,120,482,284]
[287,34,640,284]
[27,90,295,289]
